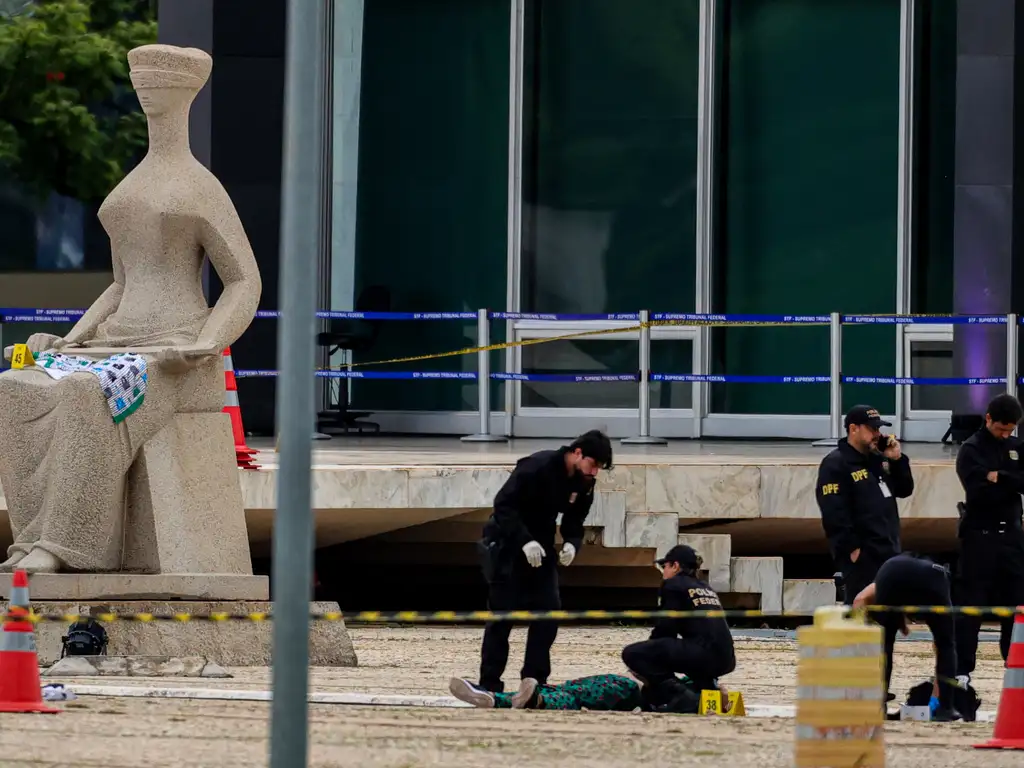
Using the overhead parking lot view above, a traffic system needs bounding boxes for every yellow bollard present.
[795,606,885,768]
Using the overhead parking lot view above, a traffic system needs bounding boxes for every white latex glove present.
[558,542,576,566]
[522,541,545,568]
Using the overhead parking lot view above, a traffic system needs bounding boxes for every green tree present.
[0,0,157,202]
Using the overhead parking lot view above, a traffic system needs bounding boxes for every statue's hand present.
[25,333,64,355]
[154,344,221,373]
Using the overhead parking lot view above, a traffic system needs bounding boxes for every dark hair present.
[569,429,613,469]
[986,394,1023,426]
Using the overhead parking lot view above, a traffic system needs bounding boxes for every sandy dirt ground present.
[2,625,1020,767]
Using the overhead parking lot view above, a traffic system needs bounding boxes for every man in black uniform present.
[953,393,1024,683]
[815,405,914,605]
[621,545,736,713]
[474,430,613,693]
[851,552,962,721]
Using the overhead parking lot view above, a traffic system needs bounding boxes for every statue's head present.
[128,44,212,117]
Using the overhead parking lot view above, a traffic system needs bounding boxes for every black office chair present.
[316,285,391,434]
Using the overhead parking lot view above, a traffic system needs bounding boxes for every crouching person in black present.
[621,545,736,713]
[852,552,962,722]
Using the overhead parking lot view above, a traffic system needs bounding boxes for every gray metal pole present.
[622,310,667,445]
[462,309,508,443]
[270,1,325,767]
[1006,313,1018,398]
[812,311,843,447]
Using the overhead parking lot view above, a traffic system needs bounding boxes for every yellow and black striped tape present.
[344,317,828,371]
[4,605,1022,625]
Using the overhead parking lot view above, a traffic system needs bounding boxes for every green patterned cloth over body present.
[494,674,644,711]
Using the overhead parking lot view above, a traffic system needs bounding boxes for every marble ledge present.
[0,462,969,520]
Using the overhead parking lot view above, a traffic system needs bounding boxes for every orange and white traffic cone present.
[0,570,59,713]
[223,348,259,470]
[976,609,1024,749]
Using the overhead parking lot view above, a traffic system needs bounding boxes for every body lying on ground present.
[448,673,729,712]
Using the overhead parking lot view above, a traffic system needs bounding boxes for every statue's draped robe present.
[0,302,222,570]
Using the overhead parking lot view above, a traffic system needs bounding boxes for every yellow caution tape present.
[344,317,828,371]
[5,605,1022,625]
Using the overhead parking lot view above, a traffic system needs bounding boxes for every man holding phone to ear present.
[815,405,915,605]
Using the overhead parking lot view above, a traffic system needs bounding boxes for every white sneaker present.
[510,677,539,709]
[449,677,496,708]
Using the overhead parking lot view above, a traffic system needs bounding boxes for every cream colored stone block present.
[625,512,678,558]
[647,465,760,519]
[759,466,819,519]
[896,464,962,519]
[312,468,410,509]
[123,413,252,575]
[242,466,411,510]
[408,467,510,509]
[677,533,732,593]
[0,573,267,601]
[44,655,229,678]
[729,556,783,613]
[587,491,626,547]
[783,579,837,613]
[596,466,647,513]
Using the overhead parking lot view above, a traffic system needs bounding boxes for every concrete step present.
[677,533,732,593]
[729,556,783,613]
[624,511,677,558]
[783,579,837,613]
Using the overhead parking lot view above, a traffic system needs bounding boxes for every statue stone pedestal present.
[0,591,357,667]
[0,573,267,601]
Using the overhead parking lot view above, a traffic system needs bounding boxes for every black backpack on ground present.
[905,679,981,721]
[60,619,108,658]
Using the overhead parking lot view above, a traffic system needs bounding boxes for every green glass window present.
[350,0,509,412]
[712,0,902,416]
[910,0,955,316]
[520,0,699,317]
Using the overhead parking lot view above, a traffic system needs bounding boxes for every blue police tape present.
[237,370,477,380]
[842,315,1006,325]
[234,370,638,383]
[491,312,640,322]
[1,309,85,323]
[651,313,830,324]
[1,308,1014,327]
[218,371,1017,385]
[255,310,478,320]
[492,373,638,383]
[652,374,831,384]
[842,376,1006,386]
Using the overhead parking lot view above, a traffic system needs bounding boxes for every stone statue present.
[0,45,261,576]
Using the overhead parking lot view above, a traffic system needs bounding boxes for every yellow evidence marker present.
[699,689,722,715]
[10,344,34,369]
[699,688,747,716]
[725,690,746,716]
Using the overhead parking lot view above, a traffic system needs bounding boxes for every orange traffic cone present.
[223,348,259,470]
[976,609,1024,749]
[0,570,58,713]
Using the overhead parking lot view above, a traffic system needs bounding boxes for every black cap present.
[844,404,891,430]
[656,544,701,569]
